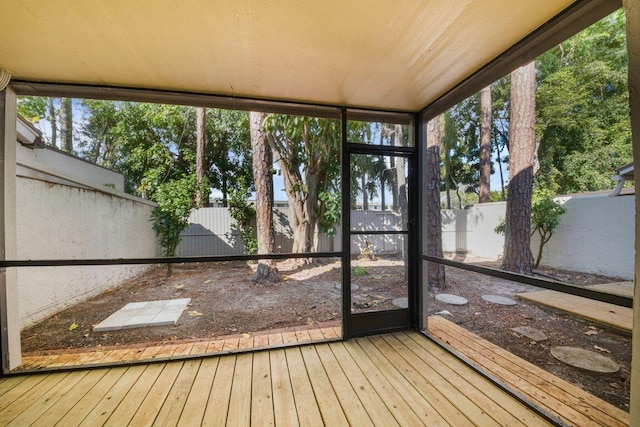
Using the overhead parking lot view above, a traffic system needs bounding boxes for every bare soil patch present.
[21,257,631,410]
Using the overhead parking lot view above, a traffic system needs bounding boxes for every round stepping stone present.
[482,295,517,306]
[551,346,619,374]
[511,326,548,342]
[435,294,468,305]
[335,283,359,291]
[392,297,408,308]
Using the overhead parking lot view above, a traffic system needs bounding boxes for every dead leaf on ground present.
[174,284,184,290]
[585,330,598,335]
[68,322,78,331]
[188,310,203,317]
[594,345,611,353]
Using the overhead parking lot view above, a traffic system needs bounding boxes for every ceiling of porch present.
[2,0,579,111]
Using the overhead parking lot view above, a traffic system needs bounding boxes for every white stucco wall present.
[441,194,634,279]
[16,177,157,328]
[534,194,634,279]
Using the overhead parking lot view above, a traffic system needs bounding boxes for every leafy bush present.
[494,189,566,268]
[228,185,258,255]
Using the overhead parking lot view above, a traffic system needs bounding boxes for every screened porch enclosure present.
[1,0,639,425]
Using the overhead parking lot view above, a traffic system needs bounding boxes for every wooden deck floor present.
[19,323,341,372]
[0,331,553,426]
[516,289,633,332]
[428,315,629,427]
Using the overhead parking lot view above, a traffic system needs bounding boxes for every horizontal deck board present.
[428,315,629,427]
[0,331,554,426]
[517,289,633,332]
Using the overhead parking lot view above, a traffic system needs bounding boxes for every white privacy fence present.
[180,192,634,279]
[440,194,634,279]
[177,208,404,256]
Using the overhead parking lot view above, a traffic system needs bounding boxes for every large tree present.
[264,115,340,255]
[536,10,630,193]
[195,107,208,207]
[425,116,446,289]
[479,85,492,203]
[59,97,73,152]
[502,62,536,274]
[250,111,278,281]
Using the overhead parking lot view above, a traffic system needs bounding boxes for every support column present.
[623,1,640,425]
[0,87,20,372]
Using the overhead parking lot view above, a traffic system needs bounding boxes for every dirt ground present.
[21,256,631,411]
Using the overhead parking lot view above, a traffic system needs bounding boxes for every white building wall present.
[442,195,634,279]
[16,177,157,328]
[535,194,634,279]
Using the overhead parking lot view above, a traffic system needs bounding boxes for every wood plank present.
[282,331,299,344]
[226,352,253,426]
[307,327,326,341]
[320,327,339,340]
[202,355,236,427]
[251,350,274,426]
[190,341,211,355]
[341,339,431,426]
[177,358,219,427]
[517,289,632,332]
[327,342,399,426]
[314,343,374,426]
[101,363,166,426]
[355,337,451,426]
[268,332,284,346]
[0,374,28,398]
[401,331,552,427]
[153,359,201,425]
[155,343,179,358]
[78,365,148,426]
[43,367,127,426]
[172,342,196,357]
[588,282,634,298]
[253,334,270,348]
[294,328,312,343]
[269,349,300,427]
[385,332,545,427]
[284,347,324,426]
[223,337,240,351]
[206,339,225,353]
[299,345,349,426]
[0,373,70,423]
[428,315,628,427]
[429,315,629,426]
[127,361,184,426]
[138,345,163,360]
[238,334,255,350]
[30,368,113,426]
[3,371,89,426]
[370,334,498,426]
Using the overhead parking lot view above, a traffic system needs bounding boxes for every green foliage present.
[318,190,341,236]
[228,186,258,255]
[536,9,630,194]
[150,174,200,258]
[352,266,368,276]
[494,189,566,268]
[263,114,341,252]
[530,189,566,268]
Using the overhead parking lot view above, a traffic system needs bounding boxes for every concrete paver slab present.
[93,298,191,332]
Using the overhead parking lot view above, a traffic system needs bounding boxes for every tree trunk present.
[48,98,58,149]
[195,107,208,207]
[425,116,446,289]
[361,175,368,210]
[250,112,278,281]
[59,98,73,152]
[502,62,536,275]
[479,85,492,203]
